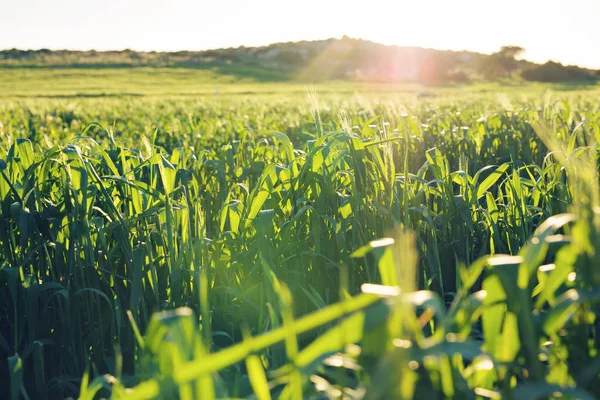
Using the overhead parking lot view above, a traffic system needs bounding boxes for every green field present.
[2,67,597,98]
[2,68,600,399]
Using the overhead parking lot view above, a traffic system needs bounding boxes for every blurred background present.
[1,0,599,93]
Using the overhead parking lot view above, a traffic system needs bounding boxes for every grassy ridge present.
[1,84,600,398]
[3,38,599,84]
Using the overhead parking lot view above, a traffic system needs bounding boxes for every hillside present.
[1,37,599,84]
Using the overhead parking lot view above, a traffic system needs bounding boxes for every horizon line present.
[1,36,597,70]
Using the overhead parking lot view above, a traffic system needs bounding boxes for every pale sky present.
[1,0,599,68]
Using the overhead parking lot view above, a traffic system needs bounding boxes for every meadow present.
[1,68,600,399]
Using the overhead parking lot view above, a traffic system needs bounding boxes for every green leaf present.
[8,354,24,400]
[245,355,271,400]
[476,163,510,200]
[266,131,294,162]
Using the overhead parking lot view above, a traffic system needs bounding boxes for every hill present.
[1,37,599,84]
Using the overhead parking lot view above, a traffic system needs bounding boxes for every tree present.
[522,61,597,82]
[498,46,525,60]
[479,45,525,79]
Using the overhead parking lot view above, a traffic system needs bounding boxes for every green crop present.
[1,85,600,399]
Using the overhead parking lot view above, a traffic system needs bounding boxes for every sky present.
[1,0,599,68]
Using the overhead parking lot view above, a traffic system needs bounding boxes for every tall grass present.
[1,91,600,398]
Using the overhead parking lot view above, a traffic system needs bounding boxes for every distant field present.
[2,67,600,399]
[1,66,598,99]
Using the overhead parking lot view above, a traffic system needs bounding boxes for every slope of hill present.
[1,37,598,84]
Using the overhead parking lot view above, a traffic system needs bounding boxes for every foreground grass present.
[1,87,600,398]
